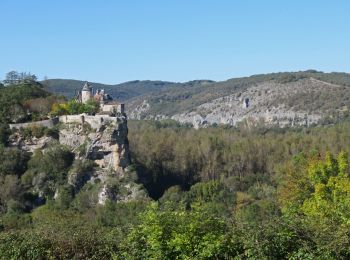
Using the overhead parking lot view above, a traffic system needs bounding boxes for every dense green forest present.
[1,117,350,258]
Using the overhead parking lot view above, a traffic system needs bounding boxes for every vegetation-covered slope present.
[127,71,350,126]
[44,79,177,100]
[0,82,50,123]
[0,82,64,145]
[44,71,350,127]
[2,119,350,258]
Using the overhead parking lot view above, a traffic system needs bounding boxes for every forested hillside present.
[127,71,350,126]
[1,115,350,258]
[45,71,350,127]
[44,79,176,100]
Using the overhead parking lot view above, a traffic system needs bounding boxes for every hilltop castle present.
[77,81,125,114]
[9,83,131,205]
[10,81,126,130]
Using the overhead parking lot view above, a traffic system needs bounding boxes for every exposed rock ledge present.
[9,133,55,153]
[10,113,137,205]
[59,114,130,173]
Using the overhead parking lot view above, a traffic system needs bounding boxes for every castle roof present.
[82,81,92,91]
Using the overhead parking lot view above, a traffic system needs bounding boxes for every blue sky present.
[0,0,349,84]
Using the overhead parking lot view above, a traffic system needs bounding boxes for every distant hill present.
[44,71,350,127]
[44,79,178,101]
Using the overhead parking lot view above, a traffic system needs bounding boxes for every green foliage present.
[3,113,350,258]
[0,146,29,214]
[235,184,279,223]
[96,200,149,228]
[0,211,32,230]
[0,82,56,124]
[123,202,237,259]
[302,152,350,225]
[55,185,74,210]
[0,124,10,145]
[129,120,348,199]
[153,119,192,129]
[50,99,100,116]
[279,151,350,258]
[0,205,123,259]
[230,217,321,259]
[25,145,74,197]
[71,182,100,212]
[44,126,60,139]
[0,176,25,214]
[68,159,95,190]
[17,124,49,139]
[0,147,30,176]
[281,151,350,225]
[2,71,37,86]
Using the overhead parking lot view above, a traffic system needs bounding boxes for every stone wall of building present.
[9,118,59,130]
[59,114,85,125]
[10,113,121,131]
[101,103,125,114]
[59,114,118,129]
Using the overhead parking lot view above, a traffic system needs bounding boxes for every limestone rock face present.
[97,177,149,205]
[9,133,54,153]
[67,168,93,193]
[98,184,116,205]
[9,114,142,205]
[126,77,347,128]
[59,115,130,174]
[59,115,133,204]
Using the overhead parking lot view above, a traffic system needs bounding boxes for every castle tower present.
[81,82,92,104]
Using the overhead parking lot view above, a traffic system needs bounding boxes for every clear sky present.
[0,0,349,84]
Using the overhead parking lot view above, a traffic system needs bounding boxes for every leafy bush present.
[0,124,10,145]
[25,145,74,197]
[55,185,74,210]
[0,82,56,124]
[0,147,30,176]
[51,99,100,116]
[123,202,239,259]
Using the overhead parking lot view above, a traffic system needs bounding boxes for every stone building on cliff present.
[77,81,125,114]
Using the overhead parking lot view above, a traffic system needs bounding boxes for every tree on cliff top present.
[2,71,37,86]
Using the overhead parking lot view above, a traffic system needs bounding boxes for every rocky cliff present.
[9,114,147,205]
[58,114,142,204]
[126,74,350,128]
[9,134,55,153]
[59,115,130,173]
